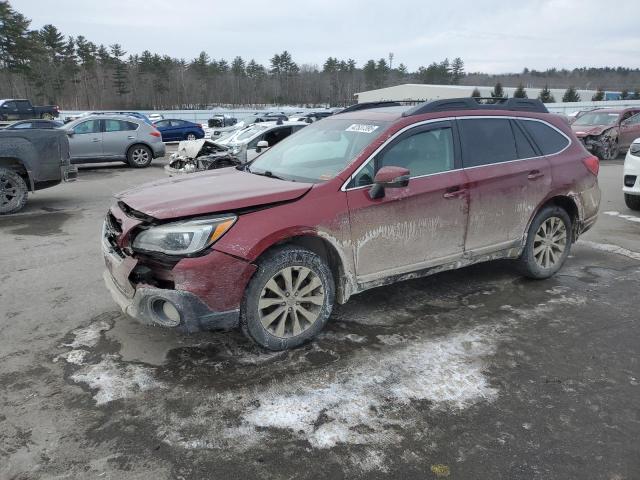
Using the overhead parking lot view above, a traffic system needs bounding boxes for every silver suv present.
[64,115,165,167]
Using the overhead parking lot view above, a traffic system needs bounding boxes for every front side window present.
[249,118,390,183]
[459,118,517,167]
[624,113,640,126]
[573,112,619,126]
[155,120,169,128]
[13,122,33,129]
[73,120,101,135]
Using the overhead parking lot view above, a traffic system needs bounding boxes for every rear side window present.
[459,118,517,167]
[511,121,538,159]
[105,120,136,132]
[520,120,569,155]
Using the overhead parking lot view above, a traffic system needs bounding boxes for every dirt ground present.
[1,152,639,479]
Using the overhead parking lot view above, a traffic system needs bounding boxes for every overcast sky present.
[11,0,640,73]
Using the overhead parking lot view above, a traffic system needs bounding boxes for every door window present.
[624,113,640,126]
[13,122,33,129]
[105,119,137,132]
[520,120,569,155]
[459,118,517,167]
[379,127,454,176]
[511,121,538,159]
[264,127,293,146]
[16,100,31,111]
[155,120,169,128]
[170,120,186,127]
[5,101,17,110]
[73,120,101,135]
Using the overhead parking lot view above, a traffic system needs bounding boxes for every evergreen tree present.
[538,85,556,103]
[513,83,528,98]
[451,57,464,85]
[491,82,505,99]
[110,44,129,97]
[471,87,481,98]
[633,88,640,100]
[620,89,629,100]
[562,86,580,102]
[591,87,604,101]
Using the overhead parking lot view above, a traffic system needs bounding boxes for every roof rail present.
[402,97,549,117]
[340,101,402,113]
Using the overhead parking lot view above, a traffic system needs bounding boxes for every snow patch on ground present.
[242,327,498,448]
[376,333,407,345]
[65,320,112,348]
[70,355,164,405]
[64,349,89,365]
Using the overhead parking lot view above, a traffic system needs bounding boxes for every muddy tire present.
[517,206,572,279]
[127,144,153,168]
[625,193,640,211]
[0,168,28,215]
[240,245,335,351]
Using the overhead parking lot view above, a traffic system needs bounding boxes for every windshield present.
[248,118,390,183]
[573,112,620,126]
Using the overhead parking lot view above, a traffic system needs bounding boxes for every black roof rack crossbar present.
[402,97,549,117]
[340,101,402,113]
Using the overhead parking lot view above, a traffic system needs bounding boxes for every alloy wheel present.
[0,173,19,207]
[132,148,150,165]
[533,216,567,269]
[258,266,325,338]
[187,134,196,140]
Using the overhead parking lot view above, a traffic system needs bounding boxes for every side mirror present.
[369,166,410,199]
[65,130,74,137]
[255,140,269,153]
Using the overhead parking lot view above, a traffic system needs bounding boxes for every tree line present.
[2,1,640,109]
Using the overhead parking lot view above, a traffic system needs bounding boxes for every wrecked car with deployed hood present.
[571,108,640,160]
[165,139,240,175]
[103,97,600,351]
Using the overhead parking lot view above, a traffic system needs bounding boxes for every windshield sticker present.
[346,124,379,134]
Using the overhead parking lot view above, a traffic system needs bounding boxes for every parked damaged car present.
[103,97,600,351]
[165,139,239,176]
[571,108,640,160]
[0,128,77,214]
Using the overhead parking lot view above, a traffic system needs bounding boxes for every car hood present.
[116,167,312,220]
[571,124,614,136]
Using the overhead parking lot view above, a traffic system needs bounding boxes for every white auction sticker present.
[346,124,379,134]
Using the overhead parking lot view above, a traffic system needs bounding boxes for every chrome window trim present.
[340,115,572,192]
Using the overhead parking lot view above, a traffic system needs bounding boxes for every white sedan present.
[623,139,640,210]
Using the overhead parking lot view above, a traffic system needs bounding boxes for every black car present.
[4,119,64,130]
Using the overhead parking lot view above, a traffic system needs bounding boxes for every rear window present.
[520,120,569,155]
[459,118,517,167]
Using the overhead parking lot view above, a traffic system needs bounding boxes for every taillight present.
[150,130,161,137]
[583,155,599,176]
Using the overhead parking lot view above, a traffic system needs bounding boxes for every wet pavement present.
[1,156,639,479]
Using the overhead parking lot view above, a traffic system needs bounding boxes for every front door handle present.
[443,186,467,199]
[91,138,101,142]
[527,170,544,180]
[127,136,136,139]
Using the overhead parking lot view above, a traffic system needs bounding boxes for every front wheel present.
[241,246,335,350]
[625,193,640,211]
[517,206,572,279]
[186,133,197,141]
[127,145,153,168]
[0,168,28,214]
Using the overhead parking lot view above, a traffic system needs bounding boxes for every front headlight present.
[132,215,236,255]
[630,143,640,156]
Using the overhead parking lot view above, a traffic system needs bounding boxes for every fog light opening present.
[149,298,181,327]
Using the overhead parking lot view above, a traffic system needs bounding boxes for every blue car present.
[154,119,205,142]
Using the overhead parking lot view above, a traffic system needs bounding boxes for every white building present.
[355,83,597,104]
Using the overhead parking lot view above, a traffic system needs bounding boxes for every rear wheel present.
[41,112,54,120]
[0,168,28,215]
[517,206,572,279]
[127,145,152,168]
[625,193,640,211]
[241,246,335,350]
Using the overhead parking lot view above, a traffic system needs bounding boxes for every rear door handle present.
[91,138,101,142]
[527,170,544,180]
[443,186,467,199]
[127,136,136,139]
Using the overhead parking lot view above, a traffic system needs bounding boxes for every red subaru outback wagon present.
[103,98,600,350]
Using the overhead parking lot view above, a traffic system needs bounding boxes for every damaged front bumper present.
[103,270,239,333]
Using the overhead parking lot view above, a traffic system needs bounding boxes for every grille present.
[624,175,637,187]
